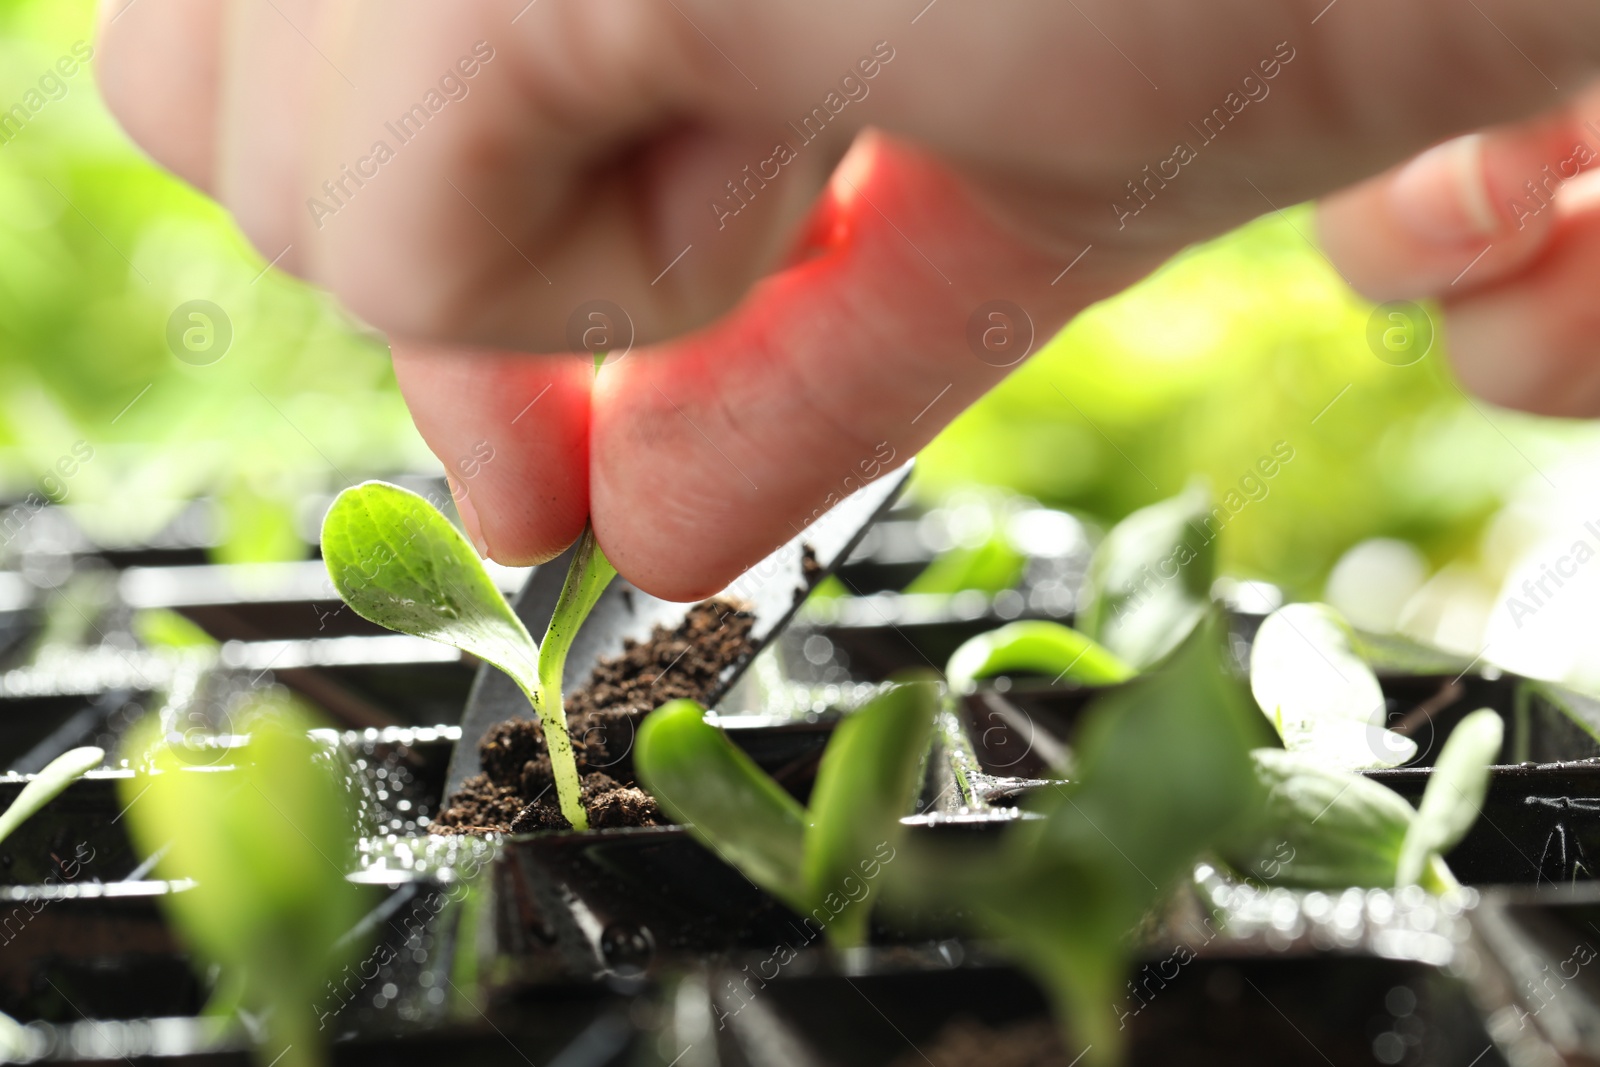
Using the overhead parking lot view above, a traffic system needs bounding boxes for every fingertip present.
[1441,208,1600,418]
[95,0,222,194]
[391,343,592,567]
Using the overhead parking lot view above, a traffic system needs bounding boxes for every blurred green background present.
[4,0,1596,679]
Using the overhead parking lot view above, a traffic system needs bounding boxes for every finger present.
[298,1,846,352]
[390,342,591,565]
[1318,92,1600,300]
[211,0,339,276]
[587,133,1129,602]
[1440,179,1600,417]
[95,0,223,192]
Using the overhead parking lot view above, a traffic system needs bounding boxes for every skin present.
[97,0,1600,600]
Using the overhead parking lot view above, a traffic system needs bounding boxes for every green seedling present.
[321,481,615,830]
[0,745,105,1058]
[1250,602,1415,769]
[1076,481,1215,670]
[1224,708,1502,893]
[946,620,1134,691]
[635,678,938,948]
[0,746,103,846]
[121,695,375,1067]
[899,615,1271,1065]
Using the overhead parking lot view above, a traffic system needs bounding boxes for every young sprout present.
[636,678,939,948]
[121,697,374,1067]
[1250,602,1416,769]
[1225,708,1502,893]
[946,620,1134,692]
[321,481,614,830]
[0,746,103,846]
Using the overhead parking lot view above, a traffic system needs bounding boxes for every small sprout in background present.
[1076,481,1215,671]
[321,481,615,831]
[946,620,1134,692]
[0,746,106,1059]
[0,746,104,847]
[121,695,376,1067]
[1250,602,1416,769]
[1395,707,1503,888]
[1224,708,1503,893]
[131,607,219,651]
[930,616,1270,1065]
[636,678,939,948]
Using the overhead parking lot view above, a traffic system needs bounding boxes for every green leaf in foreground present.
[321,482,538,680]
[637,683,940,946]
[1396,708,1503,887]
[321,481,592,829]
[1251,602,1415,770]
[946,620,1134,691]
[803,677,939,947]
[121,698,374,1067]
[0,746,103,847]
[1077,482,1216,670]
[636,700,809,911]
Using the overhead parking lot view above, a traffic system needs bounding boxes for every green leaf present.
[969,613,1268,1062]
[132,608,217,650]
[533,526,616,829]
[635,700,810,912]
[1077,482,1216,669]
[803,677,939,947]
[121,698,374,1067]
[1395,708,1502,887]
[321,481,589,828]
[321,482,538,682]
[0,746,102,846]
[1250,602,1415,770]
[904,535,1025,595]
[946,620,1134,691]
[1223,748,1415,889]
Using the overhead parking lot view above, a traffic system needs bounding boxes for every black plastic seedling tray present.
[10,483,1600,1066]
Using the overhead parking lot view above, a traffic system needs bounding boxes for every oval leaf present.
[1077,483,1216,670]
[321,481,538,690]
[1225,748,1416,889]
[635,700,809,911]
[803,677,939,947]
[1251,602,1415,769]
[946,621,1134,691]
[1395,708,1503,887]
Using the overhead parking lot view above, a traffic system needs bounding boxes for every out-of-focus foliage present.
[918,215,1594,597]
[0,0,428,558]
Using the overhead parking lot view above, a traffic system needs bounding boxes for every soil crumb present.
[431,597,754,835]
[895,1018,1074,1067]
[800,543,822,581]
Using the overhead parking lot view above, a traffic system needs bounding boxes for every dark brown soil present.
[895,1018,1074,1067]
[801,543,822,581]
[431,598,754,835]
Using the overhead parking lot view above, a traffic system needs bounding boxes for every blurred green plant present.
[946,620,1133,690]
[0,744,101,844]
[120,696,374,1067]
[1222,708,1501,893]
[636,678,938,948]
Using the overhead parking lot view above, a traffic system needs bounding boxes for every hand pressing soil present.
[431,598,755,834]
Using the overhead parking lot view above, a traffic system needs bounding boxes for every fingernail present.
[1389,134,1502,243]
[447,475,489,558]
